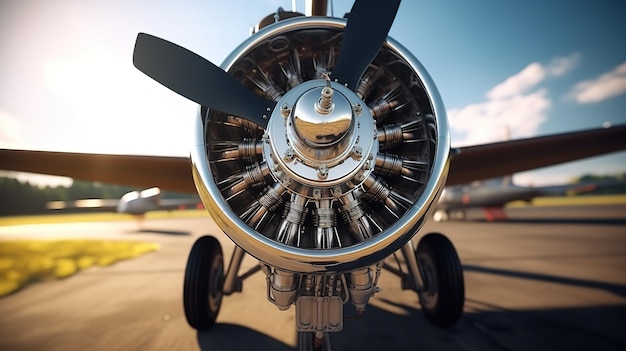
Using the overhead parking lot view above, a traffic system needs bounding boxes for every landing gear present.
[415,233,464,327]
[183,235,224,330]
[298,331,331,351]
[383,233,465,328]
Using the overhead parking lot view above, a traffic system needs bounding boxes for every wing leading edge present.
[0,151,195,193]
[446,124,626,186]
[1,125,625,191]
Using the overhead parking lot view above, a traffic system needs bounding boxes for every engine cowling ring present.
[191,17,450,273]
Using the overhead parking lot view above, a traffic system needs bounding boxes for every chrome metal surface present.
[190,16,450,274]
[401,240,424,292]
[270,268,299,310]
[293,85,351,147]
[296,296,343,332]
[347,268,374,311]
[223,245,245,295]
[264,79,377,193]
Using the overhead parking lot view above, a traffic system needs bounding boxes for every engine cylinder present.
[191,17,450,273]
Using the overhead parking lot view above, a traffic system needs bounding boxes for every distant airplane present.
[46,187,202,215]
[433,176,617,222]
[1,1,626,349]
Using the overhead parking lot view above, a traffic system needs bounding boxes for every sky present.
[1,0,625,187]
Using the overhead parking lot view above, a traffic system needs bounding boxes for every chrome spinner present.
[264,78,377,201]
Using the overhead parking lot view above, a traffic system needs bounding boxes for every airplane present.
[1,0,626,349]
[46,187,202,216]
[433,175,620,222]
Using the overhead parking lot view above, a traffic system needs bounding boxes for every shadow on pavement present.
[126,228,191,235]
[195,301,626,350]
[464,264,626,298]
[197,323,292,351]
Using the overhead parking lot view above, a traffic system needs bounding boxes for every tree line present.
[0,177,195,216]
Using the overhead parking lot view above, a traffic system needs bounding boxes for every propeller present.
[132,0,400,127]
[133,33,275,127]
[331,0,401,90]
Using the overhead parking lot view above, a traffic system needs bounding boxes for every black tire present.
[183,235,224,330]
[416,232,464,327]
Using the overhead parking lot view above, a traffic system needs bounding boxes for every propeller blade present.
[133,33,275,127]
[330,0,401,90]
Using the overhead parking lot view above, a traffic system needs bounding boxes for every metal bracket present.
[296,296,343,332]
[223,245,262,295]
[400,241,424,292]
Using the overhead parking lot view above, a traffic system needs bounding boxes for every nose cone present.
[292,87,353,146]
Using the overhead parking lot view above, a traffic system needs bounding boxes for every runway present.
[1,205,625,350]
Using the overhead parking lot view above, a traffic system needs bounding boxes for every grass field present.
[0,239,159,297]
[0,210,208,297]
[506,193,626,207]
[0,209,210,227]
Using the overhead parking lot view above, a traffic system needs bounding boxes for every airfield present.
[0,204,625,350]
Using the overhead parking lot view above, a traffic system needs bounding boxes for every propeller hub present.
[293,86,353,147]
[264,79,377,193]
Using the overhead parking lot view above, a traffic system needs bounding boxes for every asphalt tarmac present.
[0,205,625,350]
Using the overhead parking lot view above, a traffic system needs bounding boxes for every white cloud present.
[448,89,550,147]
[448,54,580,148]
[568,61,626,103]
[487,63,546,100]
[487,54,580,100]
[544,53,581,77]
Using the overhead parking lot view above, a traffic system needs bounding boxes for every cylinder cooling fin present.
[191,17,450,273]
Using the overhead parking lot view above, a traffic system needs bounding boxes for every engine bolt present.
[313,189,322,199]
[353,103,363,116]
[364,160,371,170]
[351,146,363,160]
[331,187,342,198]
[280,103,291,118]
[317,164,329,179]
[284,147,295,162]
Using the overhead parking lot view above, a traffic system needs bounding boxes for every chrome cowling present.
[191,16,450,274]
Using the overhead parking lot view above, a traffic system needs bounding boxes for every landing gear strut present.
[382,232,465,327]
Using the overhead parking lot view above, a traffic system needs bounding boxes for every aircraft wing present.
[446,125,626,186]
[531,178,626,197]
[1,125,625,191]
[46,199,121,211]
[156,198,203,210]
[46,197,200,212]
[0,151,195,193]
